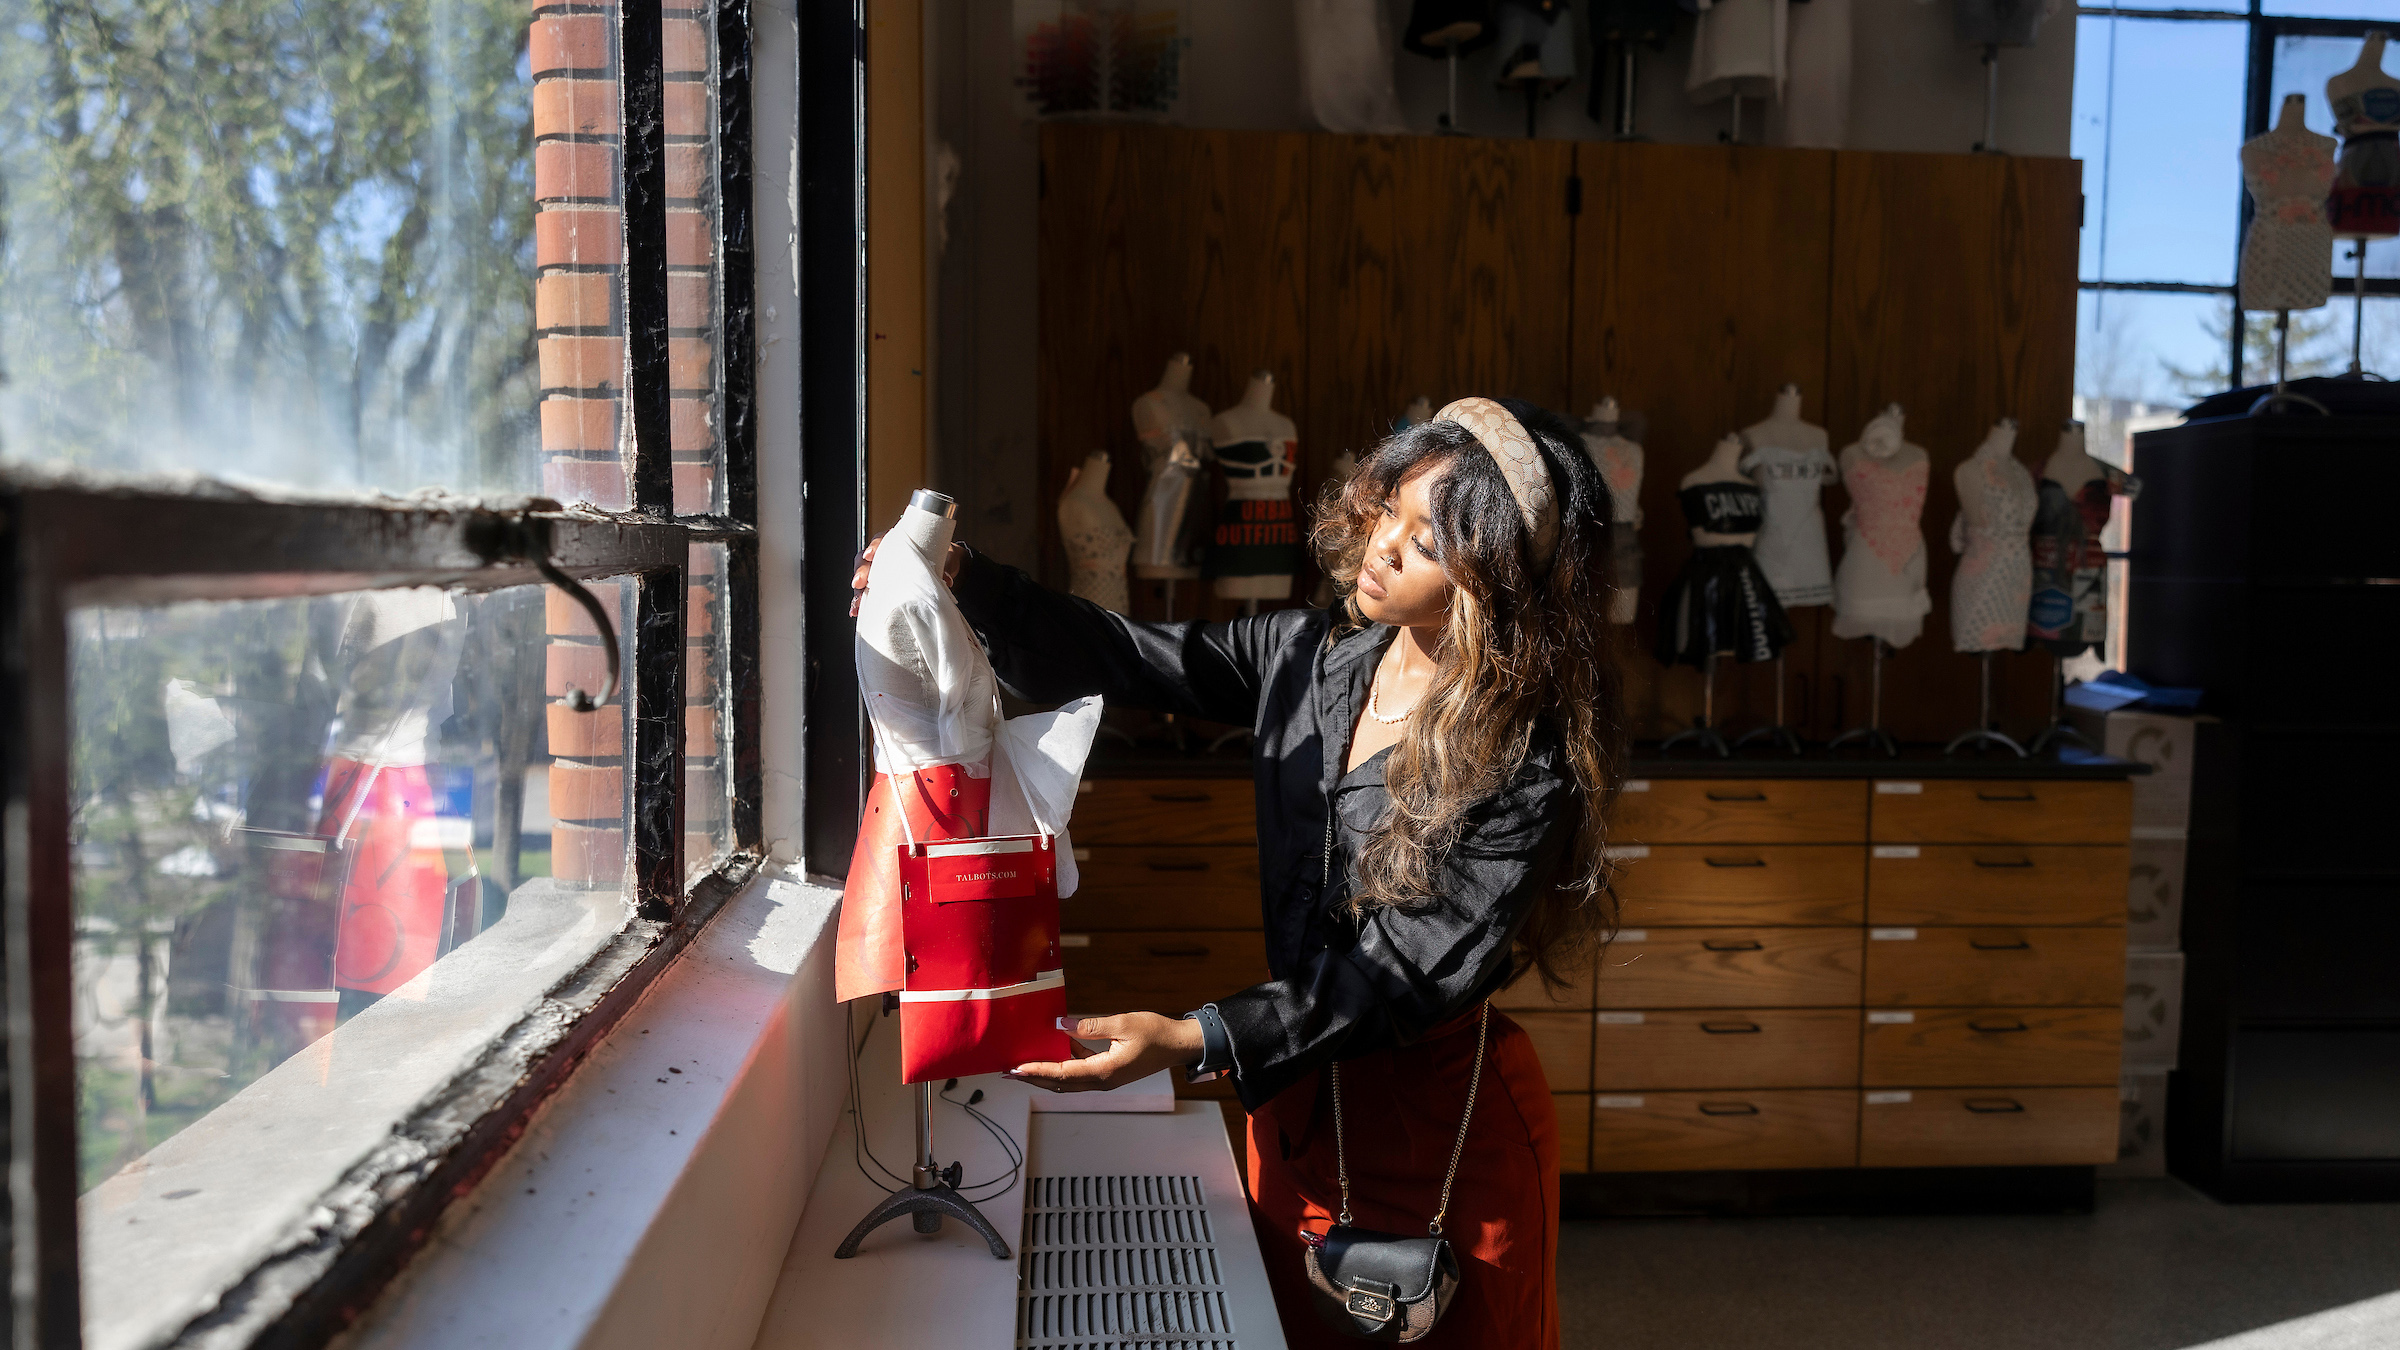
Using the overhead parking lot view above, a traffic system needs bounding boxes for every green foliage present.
[0,0,539,491]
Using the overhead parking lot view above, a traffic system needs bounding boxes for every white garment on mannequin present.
[1132,354,1215,580]
[1059,452,1134,615]
[1773,0,1850,148]
[1687,0,1787,105]
[1829,405,1932,650]
[1208,371,1300,601]
[1739,384,1835,609]
[1296,0,1410,134]
[1583,397,1646,625]
[1947,419,2037,653]
[2240,94,2339,311]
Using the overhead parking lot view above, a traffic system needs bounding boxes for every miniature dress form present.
[1686,0,1785,107]
[1829,405,1933,650]
[1656,435,1794,667]
[1130,354,1215,580]
[1947,419,2037,653]
[1738,385,1837,610]
[1058,452,1134,615]
[2240,94,2340,311]
[2027,421,2133,658]
[2327,32,2400,239]
[1581,397,1646,625]
[1205,371,1303,601]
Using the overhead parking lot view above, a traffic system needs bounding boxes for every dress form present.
[1737,384,1833,754]
[1943,419,2037,758]
[1131,354,1215,583]
[1581,397,1646,625]
[2027,420,2135,753]
[1658,435,1795,756]
[1058,452,1134,615]
[1205,371,1302,603]
[1827,406,1929,758]
[2327,33,2400,240]
[1686,0,1785,142]
[2240,95,2338,313]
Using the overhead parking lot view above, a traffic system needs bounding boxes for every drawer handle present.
[1971,856,2035,869]
[1149,792,1211,803]
[1145,860,1211,873]
[1702,856,1767,869]
[1701,939,1764,952]
[1968,937,2033,951]
[1704,791,1768,802]
[1146,944,1211,958]
[1964,1097,2027,1114]
[1968,1018,2030,1033]
[1975,791,2037,803]
[1699,1021,1762,1035]
[1697,1101,1760,1116]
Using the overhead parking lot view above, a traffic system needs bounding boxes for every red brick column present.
[532,0,725,885]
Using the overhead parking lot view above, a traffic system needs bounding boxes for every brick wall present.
[531,0,727,885]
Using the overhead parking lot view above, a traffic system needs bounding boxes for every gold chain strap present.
[1330,1000,1491,1237]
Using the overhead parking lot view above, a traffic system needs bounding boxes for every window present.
[0,0,851,1338]
[2074,4,2399,668]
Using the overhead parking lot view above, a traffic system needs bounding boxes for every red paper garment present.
[894,834,1072,1082]
[835,763,990,1002]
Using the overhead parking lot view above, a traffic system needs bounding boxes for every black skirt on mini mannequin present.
[1655,545,1794,668]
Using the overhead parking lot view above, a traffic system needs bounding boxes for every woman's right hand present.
[848,533,966,616]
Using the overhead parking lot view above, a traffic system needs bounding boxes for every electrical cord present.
[845,1000,910,1195]
[941,1080,1024,1202]
[844,1000,1027,1202]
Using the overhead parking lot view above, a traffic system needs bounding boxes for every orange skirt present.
[1245,1007,1559,1350]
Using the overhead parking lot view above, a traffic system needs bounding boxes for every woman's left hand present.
[1006,1013,1205,1093]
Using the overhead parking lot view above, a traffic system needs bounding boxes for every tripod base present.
[835,1182,1011,1261]
[1827,725,1899,758]
[1943,728,2028,758]
[1733,723,1805,755]
[1661,721,1732,757]
[2027,720,2092,756]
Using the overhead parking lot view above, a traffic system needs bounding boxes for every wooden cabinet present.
[1059,929,1270,1019]
[1866,845,2127,925]
[1858,1087,2119,1168]
[1612,779,1867,845]
[1593,1009,1859,1091]
[1861,1007,2121,1087]
[1596,927,1863,1009]
[1868,780,2134,845]
[1862,925,2125,1007]
[1072,779,1256,845]
[1613,845,1864,926]
[1062,846,1259,930]
[1593,1090,1858,1172]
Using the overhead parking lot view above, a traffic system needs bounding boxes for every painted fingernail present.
[1055,1017,1078,1032]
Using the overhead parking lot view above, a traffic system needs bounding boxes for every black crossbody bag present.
[1301,805,1490,1342]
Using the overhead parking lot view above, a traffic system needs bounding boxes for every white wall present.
[926,0,2077,575]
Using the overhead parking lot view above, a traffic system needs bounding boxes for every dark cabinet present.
[2131,415,2400,1201]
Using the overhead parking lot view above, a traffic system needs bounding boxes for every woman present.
[853,397,1622,1348]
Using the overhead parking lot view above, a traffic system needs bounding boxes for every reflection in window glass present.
[2264,0,2400,21]
[0,0,554,497]
[669,0,726,516]
[2073,15,2249,287]
[2273,34,2400,280]
[71,583,629,1349]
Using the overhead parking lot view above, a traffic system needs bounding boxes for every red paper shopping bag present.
[895,834,1075,1082]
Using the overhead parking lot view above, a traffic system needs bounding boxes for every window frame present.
[0,0,866,1343]
[2078,3,2400,386]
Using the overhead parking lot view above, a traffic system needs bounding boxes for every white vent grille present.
[1016,1174,1240,1349]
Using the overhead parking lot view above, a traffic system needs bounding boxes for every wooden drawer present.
[1857,1086,2118,1167]
[1514,1011,1593,1091]
[1613,779,1867,845]
[1612,845,1864,926]
[1059,929,1269,1016]
[1557,1094,1594,1173]
[1073,779,1255,845]
[1861,1007,2122,1087]
[1494,947,1598,1012]
[1592,1089,1857,1172]
[1062,846,1259,929]
[1866,845,2128,926]
[1862,926,2125,1007]
[1868,779,2132,844]
[1596,927,1862,1009]
[1593,1008,1859,1090]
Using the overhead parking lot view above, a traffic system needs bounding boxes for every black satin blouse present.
[949,548,1578,1110]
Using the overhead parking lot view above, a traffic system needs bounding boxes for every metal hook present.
[536,557,619,712]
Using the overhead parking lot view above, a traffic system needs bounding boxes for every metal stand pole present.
[1438,46,1464,135]
[1724,94,1743,145]
[835,1046,1011,1260]
[2251,307,2330,415]
[1943,650,2028,757]
[2027,653,2094,756]
[1828,640,1900,757]
[1662,654,1733,757]
[2344,243,2381,379]
[1734,653,1805,755]
[1616,44,1638,139]
[1973,44,2000,152]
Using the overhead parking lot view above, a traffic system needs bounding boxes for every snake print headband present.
[1435,397,1560,570]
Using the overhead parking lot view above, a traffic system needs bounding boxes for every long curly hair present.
[1311,399,1626,995]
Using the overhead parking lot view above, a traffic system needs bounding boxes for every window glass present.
[2076,289,2241,416]
[687,542,732,871]
[669,0,725,516]
[2073,15,2249,287]
[0,0,571,498]
[71,581,631,1349]
[2271,34,2400,279]
[2263,0,2400,21]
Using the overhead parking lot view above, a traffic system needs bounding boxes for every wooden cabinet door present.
[1063,846,1259,930]
[1304,135,1575,472]
[1612,779,1868,845]
[1866,844,2129,925]
[1612,844,1865,925]
[1592,1089,1858,1172]
[1059,930,1270,1017]
[1593,1008,1860,1090]
[1072,779,1257,845]
[1862,1007,2122,1087]
[1858,1087,2118,1167]
[1869,779,2134,844]
[1862,925,2126,1007]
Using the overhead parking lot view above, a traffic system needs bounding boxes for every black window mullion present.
[630,566,689,918]
[3,497,85,1350]
[622,0,673,516]
[725,538,763,853]
[719,0,757,529]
